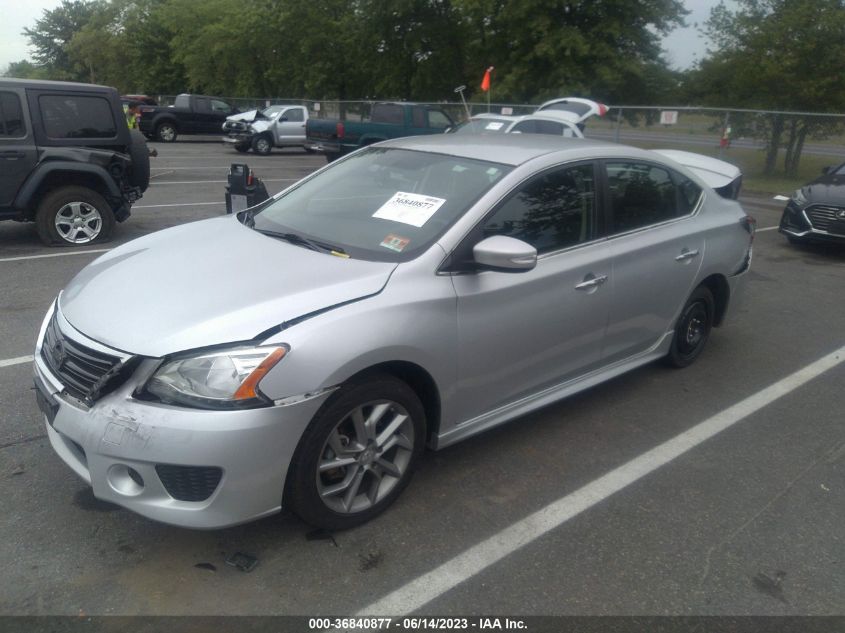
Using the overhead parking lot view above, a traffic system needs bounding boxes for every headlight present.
[145,345,288,409]
[791,188,808,208]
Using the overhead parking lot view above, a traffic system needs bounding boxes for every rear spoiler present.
[652,149,742,200]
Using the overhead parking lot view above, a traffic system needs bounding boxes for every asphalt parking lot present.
[0,139,843,618]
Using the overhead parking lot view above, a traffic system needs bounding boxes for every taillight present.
[336,122,345,139]
[741,215,756,243]
[247,169,254,186]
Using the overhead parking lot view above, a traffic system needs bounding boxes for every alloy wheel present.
[316,400,414,514]
[54,201,102,244]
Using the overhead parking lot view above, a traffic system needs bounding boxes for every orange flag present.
[480,66,494,92]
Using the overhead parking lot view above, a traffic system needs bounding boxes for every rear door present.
[600,160,705,363]
[450,161,612,422]
[0,88,36,211]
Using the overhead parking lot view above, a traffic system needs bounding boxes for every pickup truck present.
[222,104,311,155]
[305,102,454,162]
[139,93,239,143]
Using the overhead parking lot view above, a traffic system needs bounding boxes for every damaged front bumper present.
[33,306,332,530]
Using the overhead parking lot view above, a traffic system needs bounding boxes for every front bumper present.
[223,133,254,145]
[34,309,331,529]
[779,202,845,243]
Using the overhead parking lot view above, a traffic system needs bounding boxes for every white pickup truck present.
[222,104,313,155]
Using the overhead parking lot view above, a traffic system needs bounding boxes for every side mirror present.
[473,236,537,272]
[279,116,288,122]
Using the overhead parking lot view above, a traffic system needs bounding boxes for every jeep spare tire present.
[128,129,151,192]
[35,186,115,246]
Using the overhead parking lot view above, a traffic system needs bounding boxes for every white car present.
[452,97,609,138]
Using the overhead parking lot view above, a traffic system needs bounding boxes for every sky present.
[1,0,729,75]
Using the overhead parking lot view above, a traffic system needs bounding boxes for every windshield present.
[261,105,285,118]
[451,118,513,135]
[250,147,512,262]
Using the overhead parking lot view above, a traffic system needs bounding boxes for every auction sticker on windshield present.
[373,192,446,227]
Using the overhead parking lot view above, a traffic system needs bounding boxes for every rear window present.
[372,104,404,125]
[0,92,25,137]
[39,95,117,139]
[539,101,592,117]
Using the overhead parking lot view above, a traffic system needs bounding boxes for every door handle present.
[0,151,24,160]
[575,274,608,290]
[675,249,700,262]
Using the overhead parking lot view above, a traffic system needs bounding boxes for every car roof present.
[0,77,114,91]
[379,133,638,166]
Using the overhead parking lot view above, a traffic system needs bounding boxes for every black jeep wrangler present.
[0,78,149,246]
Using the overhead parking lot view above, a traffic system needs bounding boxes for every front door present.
[450,162,612,423]
[275,107,306,144]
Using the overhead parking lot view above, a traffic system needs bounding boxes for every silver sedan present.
[33,135,754,530]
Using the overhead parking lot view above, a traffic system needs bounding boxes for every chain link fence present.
[156,94,845,189]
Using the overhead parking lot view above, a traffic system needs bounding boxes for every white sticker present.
[485,121,504,131]
[373,191,446,227]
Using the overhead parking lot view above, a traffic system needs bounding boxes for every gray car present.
[33,135,754,530]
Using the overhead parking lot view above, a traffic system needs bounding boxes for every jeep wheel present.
[155,122,177,143]
[252,135,273,155]
[234,143,250,153]
[36,186,115,246]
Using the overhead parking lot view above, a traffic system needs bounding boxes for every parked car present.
[305,102,454,162]
[34,135,754,530]
[222,104,311,155]
[121,94,157,107]
[451,112,584,138]
[779,162,845,244]
[138,93,238,143]
[0,78,149,245]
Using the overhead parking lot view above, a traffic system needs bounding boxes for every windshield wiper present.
[254,228,347,256]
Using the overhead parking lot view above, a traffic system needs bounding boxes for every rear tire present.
[285,374,425,530]
[35,186,115,246]
[664,286,714,368]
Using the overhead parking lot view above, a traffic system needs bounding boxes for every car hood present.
[59,216,397,357]
[226,109,261,122]
[801,171,845,205]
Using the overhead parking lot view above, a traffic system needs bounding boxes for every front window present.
[249,147,512,262]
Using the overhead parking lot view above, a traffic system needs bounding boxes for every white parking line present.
[357,343,845,615]
[757,226,779,232]
[0,355,33,368]
[134,201,224,209]
[150,178,297,185]
[0,249,111,263]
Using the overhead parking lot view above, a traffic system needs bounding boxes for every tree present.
[693,0,845,176]
[23,0,98,81]
[2,60,50,79]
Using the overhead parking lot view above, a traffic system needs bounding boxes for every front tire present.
[35,186,115,246]
[234,143,250,153]
[155,121,177,143]
[665,286,714,368]
[252,135,273,155]
[285,374,425,530]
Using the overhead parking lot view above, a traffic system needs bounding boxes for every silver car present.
[33,135,754,530]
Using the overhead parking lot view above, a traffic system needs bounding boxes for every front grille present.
[805,204,843,231]
[156,465,223,502]
[40,311,129,403]
[223,120,248,133]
